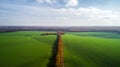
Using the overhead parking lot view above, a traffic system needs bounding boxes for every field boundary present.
[47,32,64,67]
[55,32,64,67]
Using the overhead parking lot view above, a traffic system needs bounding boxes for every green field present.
[0,31,56,67]
[0,31,120,67]
[63,32,120,67]
[68,32,120,39]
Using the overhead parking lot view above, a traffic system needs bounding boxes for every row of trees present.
[41,33,57,36]
[55,34,64,67]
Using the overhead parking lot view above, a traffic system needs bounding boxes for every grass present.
[1,31,120,67]
[63,33,120,67]
[0,31,56,67]
[68,32,120,39]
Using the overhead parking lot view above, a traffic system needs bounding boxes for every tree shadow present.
[47,36,59,67]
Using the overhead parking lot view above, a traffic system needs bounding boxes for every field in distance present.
[0,31,120,67]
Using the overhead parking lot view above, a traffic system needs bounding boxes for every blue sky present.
[0,0,120,26]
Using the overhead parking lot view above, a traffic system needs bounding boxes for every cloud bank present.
[0,0,120,26]
[36,0,78,7]
[52,7,120,20]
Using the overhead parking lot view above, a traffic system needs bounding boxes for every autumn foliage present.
[55,32,64,67]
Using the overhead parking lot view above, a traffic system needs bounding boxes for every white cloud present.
[1,3,120,26]
[36,0,56,4]
[66,0,78,7]
[50,7,120,26]
[36,0,78,7]
[52,7,120,20]
[77,7,120,20]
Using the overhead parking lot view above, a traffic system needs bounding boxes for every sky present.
[0,0,120,26]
